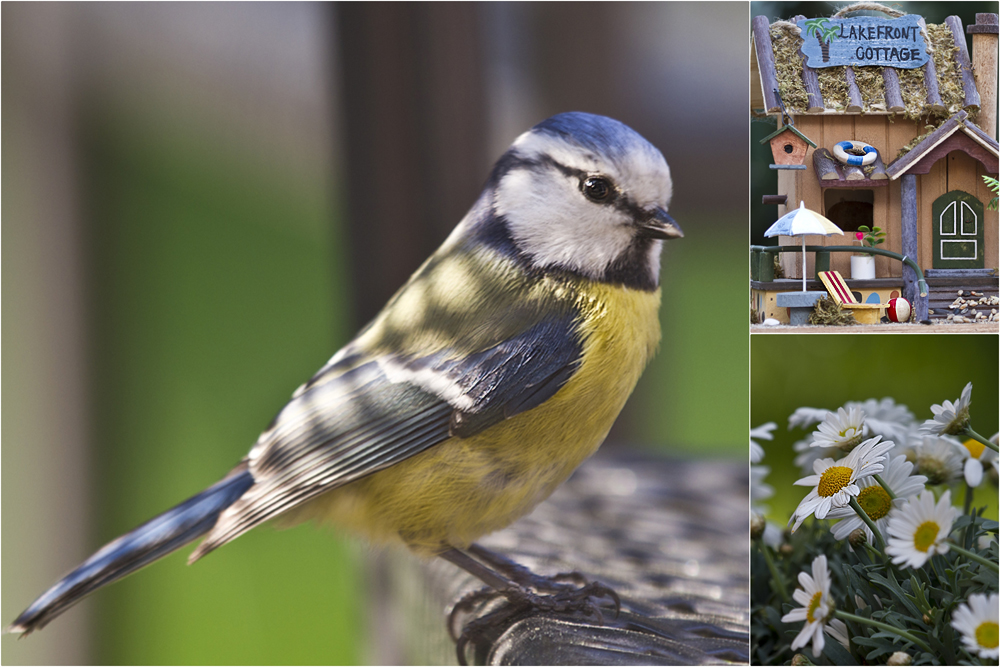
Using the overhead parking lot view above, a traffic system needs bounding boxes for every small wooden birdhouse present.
[760,124,817,167]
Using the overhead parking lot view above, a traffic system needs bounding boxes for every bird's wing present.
[378,313,583,437]
[191,310,583,560]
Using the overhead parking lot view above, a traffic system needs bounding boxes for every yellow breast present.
[289,281,662,555]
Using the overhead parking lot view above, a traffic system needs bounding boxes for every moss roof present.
[757,16,977,121]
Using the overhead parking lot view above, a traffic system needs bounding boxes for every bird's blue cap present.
[530,112,655,163]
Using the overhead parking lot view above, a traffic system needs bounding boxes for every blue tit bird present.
[8,111,681,637]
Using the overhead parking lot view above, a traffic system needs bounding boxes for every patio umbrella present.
[764,201,844,291]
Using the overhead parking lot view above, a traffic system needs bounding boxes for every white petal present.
[964,458,983,487]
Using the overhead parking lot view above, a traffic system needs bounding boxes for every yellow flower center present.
[806,590,824,623]
[818,466,854,497]
[856,485,893,521]
[975,621,999,650]
[963,437,985,459]
[913,521,940,552]
[835,430,864,452]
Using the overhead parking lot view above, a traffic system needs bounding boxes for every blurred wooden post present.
[333,2,489,326]
[370,451,750,665]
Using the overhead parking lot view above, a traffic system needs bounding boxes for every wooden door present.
[932,190,984,269]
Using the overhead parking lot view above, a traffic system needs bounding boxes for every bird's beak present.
[638,207,683,240]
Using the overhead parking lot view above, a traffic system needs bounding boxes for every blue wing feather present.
[192,311,583,558]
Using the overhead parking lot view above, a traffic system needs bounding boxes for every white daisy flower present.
[826,618,850,650]
[781,555,837,655]
[790,398,915,443]
[827,454,927,544]
[751,464,783,547]
[789,406,834,431]
[951,592,999,660]
[790,436,895,531]
[852,397,916,444]
[750,422,776,463]
[886,489,959,568]
[959,432,998,487]
[791,399,916,475]
[911,436,966,486]
[812,407,866,452]
[751,465,774,507]
[920,382,973,437]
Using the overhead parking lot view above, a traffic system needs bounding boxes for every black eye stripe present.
[503,152,651,220]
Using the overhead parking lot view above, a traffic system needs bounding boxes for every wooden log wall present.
[779,114,925,280]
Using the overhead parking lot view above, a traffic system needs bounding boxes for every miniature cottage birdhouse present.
[750,4,999,325]
[760,124,817,168]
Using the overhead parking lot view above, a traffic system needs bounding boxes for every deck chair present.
[818,271,885,324]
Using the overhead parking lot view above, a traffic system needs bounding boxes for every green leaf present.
[822,635,854,663]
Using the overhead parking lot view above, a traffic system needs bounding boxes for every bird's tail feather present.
[6,462,254,636]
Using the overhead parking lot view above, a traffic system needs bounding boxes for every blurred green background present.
[2,3,748,664]
[751,335,1000,524]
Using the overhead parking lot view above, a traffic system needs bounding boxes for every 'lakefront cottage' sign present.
[796,15,929,68]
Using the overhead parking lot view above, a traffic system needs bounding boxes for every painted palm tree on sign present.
[804,18,839,62]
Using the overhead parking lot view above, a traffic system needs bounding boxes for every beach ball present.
[887,297,910,323]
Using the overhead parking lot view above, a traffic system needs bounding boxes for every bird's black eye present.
[582,176,613,202]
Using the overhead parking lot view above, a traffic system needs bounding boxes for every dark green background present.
[752,335,1000,524]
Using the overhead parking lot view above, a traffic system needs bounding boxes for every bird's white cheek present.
[497,170,633,279]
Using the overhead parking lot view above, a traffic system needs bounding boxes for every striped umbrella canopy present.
[764,201,844,290]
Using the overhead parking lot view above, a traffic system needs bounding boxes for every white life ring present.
[833,140,878,167]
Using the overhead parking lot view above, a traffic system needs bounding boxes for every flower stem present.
[861,541,882,562]
[964,427,999,453]
[849,497,886,552]
[948,542,999,572]
[758,541,790,602]
[835,610,932,653]
[963,483,974,546]
[873,474,897,500]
